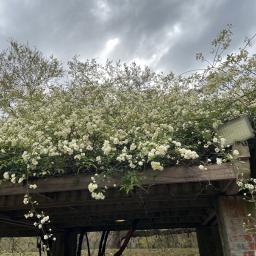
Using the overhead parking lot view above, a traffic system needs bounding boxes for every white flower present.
[102,140,112,155]
[88,182,98,192]
[168,125,174,132]
[216,158,222,165]
[215,148,220,153]
[151,161,164,171]
[129,163,136,168]
[198,165,204,170]
[22,151,30,162]
[172,141,181,147]
[41,216,49,224]
[112,138,119,145]
[18,177,25,183]
[29,184,37,189]
[86,145,93,151]
[213,137,218,143]
[3,171,10,180]
[220,138,226,146]
[74,154,82,160]
[237,181,243,187]
[148,150,155,159]
[31,159,38,166]
[212,122,218,129]
[138,161,143,166]
[96,156,101,163]
[155,145,169,156]
[179,148,199,160]
[23,195,29,205]
[233,150,240,156]
[130,143,136,151]
[91,191,105,200]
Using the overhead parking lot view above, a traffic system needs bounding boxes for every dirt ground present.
[0,248,199,256]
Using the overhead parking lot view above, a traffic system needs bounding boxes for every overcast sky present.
[0,0,255,73]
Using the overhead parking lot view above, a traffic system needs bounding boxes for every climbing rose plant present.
[0,27,256,248]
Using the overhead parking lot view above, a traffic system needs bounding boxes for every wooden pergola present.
[0,151,254,256]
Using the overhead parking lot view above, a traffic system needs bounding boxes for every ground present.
[0,248,199,255]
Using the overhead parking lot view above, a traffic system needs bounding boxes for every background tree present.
[0,40,63,116]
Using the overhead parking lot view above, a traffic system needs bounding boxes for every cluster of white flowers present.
[29,184,37,189]
[151,161,164,171]
[2,172,25,184]
[88,182,98,192]
[178,148,199,160]
[102,140,113,155]
[3,171,9,180]
[216,158,222,165]
[24,205,55,250]
[23,194,29,205]
[0,90,237,201]
[91,191,105,200]
[0,81,238,188]
[88,176,106,200]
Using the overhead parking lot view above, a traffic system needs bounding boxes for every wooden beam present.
[0,163,238,196]
[0,194,213,212]
[51,230,78,256]
[0,214,34,228]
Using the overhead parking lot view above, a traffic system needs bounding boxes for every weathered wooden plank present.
[0,163,238,196]
[0,196,213,212]
[57,216,205,230]
[51,230,78,256]
[0,179,222,210]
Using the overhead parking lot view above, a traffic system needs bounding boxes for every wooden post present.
[196,226,223,256]
[217,196,256,256]
[51,230,78,256]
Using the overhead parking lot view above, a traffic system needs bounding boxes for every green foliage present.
[121,171,143,194]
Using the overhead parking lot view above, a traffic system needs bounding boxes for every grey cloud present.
[0,0,255,73]
[158,0,256,73]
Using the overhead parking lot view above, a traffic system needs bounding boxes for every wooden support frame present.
[51,230,78,256]
[0,163,238,196]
